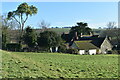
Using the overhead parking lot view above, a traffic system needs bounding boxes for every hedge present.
[6,43,21,51]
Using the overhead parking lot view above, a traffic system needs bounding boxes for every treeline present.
[2,26,64,52]
[1,22,94,54]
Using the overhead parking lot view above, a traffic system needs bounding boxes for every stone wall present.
[100,37,112,54]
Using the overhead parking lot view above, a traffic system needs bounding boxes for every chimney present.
[108,36,112,41]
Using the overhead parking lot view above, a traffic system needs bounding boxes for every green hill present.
[48,28,104,35]
[2,50,118,79]
[49,28,70,34]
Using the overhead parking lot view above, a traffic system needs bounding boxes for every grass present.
[49,28,70,34]
[48,28,104,35]
[1,50,119,79]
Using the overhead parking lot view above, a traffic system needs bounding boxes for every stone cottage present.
[70,36,113,55]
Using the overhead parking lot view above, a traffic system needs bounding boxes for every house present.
[71,40,98,55]
[70,36,113,55]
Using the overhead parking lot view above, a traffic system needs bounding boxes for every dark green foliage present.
[2,32,7,49]
[22,26,37,48]
[37,31,62,49]
[69,22,93,38]
[66,48,78,54]
[58,44,67,53]
[2,27,9,49]
[0,35,1,49]
[6,43,21,51]
[61,33,71,42]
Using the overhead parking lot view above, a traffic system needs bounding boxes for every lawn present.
[1,50,119,79]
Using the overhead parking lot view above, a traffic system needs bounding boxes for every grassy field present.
[49,28,70,34]
[1,50,119,79]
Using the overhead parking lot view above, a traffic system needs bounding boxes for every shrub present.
[118,50,120,54]
[107,50,112,54]
[58,44,67,53]
[22,26,37,48]
[66,48,78,54]
[6,43,21,51]
[109,50,120,54]
[36,47,50,53]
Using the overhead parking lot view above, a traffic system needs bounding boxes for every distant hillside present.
[92,29,105,35]
[48,28,70,34]
[8,28,105,43]
[48,28,105,35]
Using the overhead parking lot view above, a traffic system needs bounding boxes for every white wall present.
[79,49,97,55]
[89,49,96,55]
[79,50,85,55]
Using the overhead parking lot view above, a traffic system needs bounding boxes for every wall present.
[71,42,78,49]
[78,50,85,55]
[100,37,112,54]
[89,49,96,55]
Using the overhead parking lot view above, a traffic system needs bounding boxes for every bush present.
[58,44,67,53]
[66,48,78,54]
[6,43,21,51]
[111,50,120,54]
[107,50,112,54]
[36,47,50,52]
[118,50,120,54]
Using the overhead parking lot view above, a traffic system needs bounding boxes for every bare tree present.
[1,13,19,30]
[100,22,120,53]
[107,22,117,29]
[0,14,21,44]
[100,22,118,37]
[38,20,50,32]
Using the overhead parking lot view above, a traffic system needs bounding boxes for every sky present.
[1,2,118,29]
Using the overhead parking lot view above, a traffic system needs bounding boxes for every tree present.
[100,22,119,41]
[2,26,9,49]
[0,16,2,49]
[37,31,62,52]
[1,13,19,30]
[38,20,50,32]
[22,26,37,48]
[0,35,1,49]
[107,22,117,29]
[7,2,38,42]
[69,22,93,39]
[100,22,120,53]
[0,14,11,49]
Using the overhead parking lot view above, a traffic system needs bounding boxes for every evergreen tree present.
[37,31,62,51]
[23,26,37,48]
[69,22,93,38]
